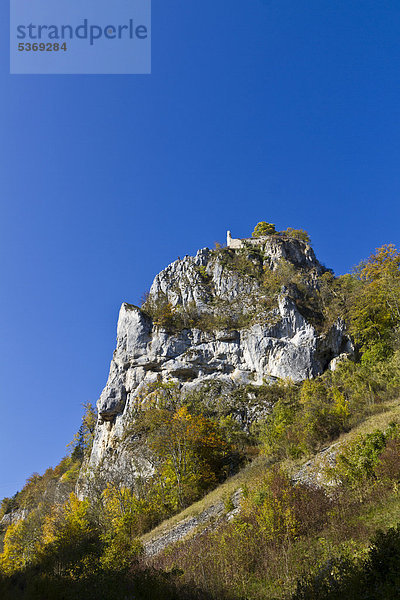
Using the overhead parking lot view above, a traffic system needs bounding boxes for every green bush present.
[330,424,400,493]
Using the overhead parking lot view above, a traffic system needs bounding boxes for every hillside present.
[79,226,352,496]
[142,395,400,599]
[1,224,400,600]
[141,394,400,557]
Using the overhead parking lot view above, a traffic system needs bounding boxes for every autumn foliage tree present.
[252,221,276,237]
[137,404,230,509]
[39,493,102,577]
[350,244,400,362]
[283,227,311,243]
[99,486,145,571]
[0,516,41,574]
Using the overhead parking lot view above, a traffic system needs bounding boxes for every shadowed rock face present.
[78,238,353,494]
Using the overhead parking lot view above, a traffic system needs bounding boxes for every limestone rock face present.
[0,509,28,527]
[149,238,323,314]
[79,237,353,493]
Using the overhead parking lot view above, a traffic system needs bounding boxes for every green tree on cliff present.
[252,222,276,237]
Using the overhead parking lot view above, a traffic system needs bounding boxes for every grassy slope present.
[141,396,400,551]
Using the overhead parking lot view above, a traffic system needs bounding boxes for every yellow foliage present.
[0,510,44,575]
[300,379,324,405]
[0,522,27,574]
[252,221,276,237]
[330,387,350,425]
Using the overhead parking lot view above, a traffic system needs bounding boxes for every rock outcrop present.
[0,508,28,527]
[78,235,353,493]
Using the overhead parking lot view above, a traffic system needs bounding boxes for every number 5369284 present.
[18,43,67,51]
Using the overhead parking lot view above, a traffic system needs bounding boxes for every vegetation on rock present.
[252,221,277,237]
[2,236,400,598]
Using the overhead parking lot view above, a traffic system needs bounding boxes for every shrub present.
[292,524,400,600]
[375,437,400,484]
[330,426,400,492]
[283,228,311,243]
[142,294,181,331]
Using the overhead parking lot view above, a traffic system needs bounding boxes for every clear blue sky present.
[1,0,400,499]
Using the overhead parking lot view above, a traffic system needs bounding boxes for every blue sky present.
[1,0,400,499]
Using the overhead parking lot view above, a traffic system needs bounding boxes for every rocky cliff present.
[78,235,353,493]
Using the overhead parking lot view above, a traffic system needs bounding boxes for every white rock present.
[78,239,353,494]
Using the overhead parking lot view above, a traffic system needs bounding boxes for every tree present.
[137,405,230,509]
[100,485,144,571]
[0,510,45,574]
[69,402,97,462]
[350,244,400,362]
[252,222,276,237]
[0,494,19,520]
[40,493,102,577]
